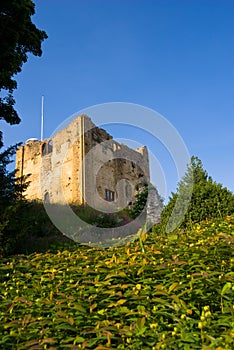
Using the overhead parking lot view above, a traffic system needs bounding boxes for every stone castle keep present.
[16,114,152,212]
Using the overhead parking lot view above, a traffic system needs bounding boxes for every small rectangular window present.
[105,189,115,202]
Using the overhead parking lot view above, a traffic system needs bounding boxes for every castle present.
[16,114,152,213]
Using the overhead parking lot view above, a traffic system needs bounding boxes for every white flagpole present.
[41,95,44,141]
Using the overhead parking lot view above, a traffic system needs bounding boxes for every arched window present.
[42,140,53,156]
[44,192,50,203]
[42,143,47,156]
[48,140,53,153]
[125,182,133,198]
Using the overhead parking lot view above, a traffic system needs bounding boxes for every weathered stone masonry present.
[16,114,153,212]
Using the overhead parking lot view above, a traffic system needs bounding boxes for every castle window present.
[48,140,53,153]
[42,143,47,156]
[105,189,115,202]
[44,192,50,203]
[42,140,53,156]
[125,182,133,198]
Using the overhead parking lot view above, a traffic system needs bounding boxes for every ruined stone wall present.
[83,121,150,212]
[16,117,84,204]
[16,139,42,200]
[41,116,84,204]
[16,114,151,210]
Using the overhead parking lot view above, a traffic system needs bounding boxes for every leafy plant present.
[128,180,149,219]
[71,205,133,228]
[161,156,234,231]
[0,215,234,349]
[0,144,33,257]
[0,0,47,146]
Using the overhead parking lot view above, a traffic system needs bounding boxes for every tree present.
[0,0,47,145]
[0,144,29,207]
[161,156,234,231]
[0,1,47,256]
[0,143,30,256]
[128,181,149,219]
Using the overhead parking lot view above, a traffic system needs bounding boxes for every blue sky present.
[1,0,234,201]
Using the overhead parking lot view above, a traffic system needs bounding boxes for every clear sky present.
[1,0,234,201]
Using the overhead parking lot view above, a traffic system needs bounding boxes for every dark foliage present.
[161,156,234,232]
[0,1,48,256]
[128,181,148,219]
[0,0,47,144]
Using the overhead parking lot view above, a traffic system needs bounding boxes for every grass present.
[0,215,234,349]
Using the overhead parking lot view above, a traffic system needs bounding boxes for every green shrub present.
[72,205,132,228]
[161,156,234,231]
[128,181,148,219]
[0,215,234,349]
[0,202,135,257]
[0,201,57,257]
[0,144,35,257]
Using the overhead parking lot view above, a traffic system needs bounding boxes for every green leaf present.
[221,282,232,296]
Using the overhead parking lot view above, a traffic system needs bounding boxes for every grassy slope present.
[0,216,234,350]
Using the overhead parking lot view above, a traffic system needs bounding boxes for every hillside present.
[0,215,234,349]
